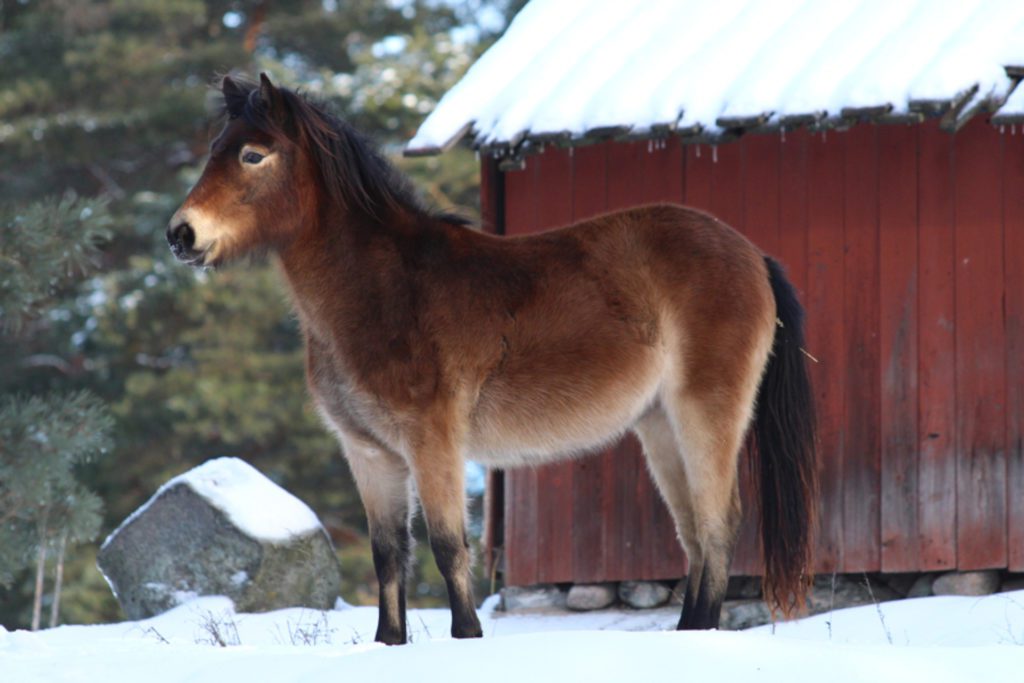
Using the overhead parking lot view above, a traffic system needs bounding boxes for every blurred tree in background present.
[0,195,113,630]
[0,0,520,629]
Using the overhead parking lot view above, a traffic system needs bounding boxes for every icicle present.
[569,146,574,158]
[822,130,827,143]
[648,140,653,153]
[712,145,718,164]
[1000,125,1006,135]
[696,144,701,158]
[781,126,786,143]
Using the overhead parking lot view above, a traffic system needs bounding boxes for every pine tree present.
[0,196,114,629]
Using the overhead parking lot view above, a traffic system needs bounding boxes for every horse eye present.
[242,151,265,165]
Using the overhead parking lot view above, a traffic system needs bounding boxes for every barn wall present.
[489,117,1024,585]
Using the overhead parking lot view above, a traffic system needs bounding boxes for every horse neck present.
[275,203,426,345]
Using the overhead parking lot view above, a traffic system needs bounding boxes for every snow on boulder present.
[97,457,342,619]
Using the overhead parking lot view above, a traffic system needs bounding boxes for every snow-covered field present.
[3,591,1022,682]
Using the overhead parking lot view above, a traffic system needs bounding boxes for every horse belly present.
[467,347,666,467]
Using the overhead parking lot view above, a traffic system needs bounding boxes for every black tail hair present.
[753,256,818,615]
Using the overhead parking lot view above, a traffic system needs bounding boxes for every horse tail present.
[753,256,818,615]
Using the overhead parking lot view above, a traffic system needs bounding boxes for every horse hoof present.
[375,627,408,646]
[452,624,483,639]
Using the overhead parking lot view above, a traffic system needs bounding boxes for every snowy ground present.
[3,591,1022,682]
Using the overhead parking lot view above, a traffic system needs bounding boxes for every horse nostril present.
[179,223,195,250]
[167,222,195,252]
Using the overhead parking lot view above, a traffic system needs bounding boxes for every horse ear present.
[222,75,247,118]
[258,72,283,114]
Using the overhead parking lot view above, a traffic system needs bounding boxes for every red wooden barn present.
[408,1,1024,587]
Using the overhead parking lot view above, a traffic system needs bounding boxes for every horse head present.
[167,74,318,267]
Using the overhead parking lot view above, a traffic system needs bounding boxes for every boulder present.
[906,573,935,598]
[619,580,671,609]
[806,574,899,613]
[932,570,1000,597]
[500,585,567,612]
[98,457,342,619]
[727,576,763,600]
[566,583,617,611]
[721,600,773,630]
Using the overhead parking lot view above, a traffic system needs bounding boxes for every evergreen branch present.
[0,194,111,329]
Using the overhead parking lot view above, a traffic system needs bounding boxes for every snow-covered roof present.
[993,72,1024,125]
[406,0,1024,156]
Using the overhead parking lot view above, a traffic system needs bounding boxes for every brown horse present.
[168,73,817,644]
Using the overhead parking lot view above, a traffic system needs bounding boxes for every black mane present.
[219,77,467,226]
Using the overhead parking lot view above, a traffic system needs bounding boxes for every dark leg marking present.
[681,541,737,630]
[690,568,719,630]
[371,524,411,645]
[677,570,700,630]
[431,531,482,639]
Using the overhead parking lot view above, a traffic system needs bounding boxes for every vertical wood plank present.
[778,129,810,317]
[806,129,845,573]
[501,161,539,585]
[916,120,957,570]
[504,161,538,236]
[742,133,781,253]
[709,139,744,231]
[685,142,713,212]
[607,140,648,206]
[842,124,881,573]
[571,144,609,222]
[1004,127,1024,572]
[532,147,576,583]
[569,143,611,583]
[953,119,1007,570]
[479,155,501,235]
[536,147,573,227]
[878,124,920,572]
[640,136,685,205]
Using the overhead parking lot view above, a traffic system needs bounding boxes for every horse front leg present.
[412,431,482,639]
[344,438,413,645]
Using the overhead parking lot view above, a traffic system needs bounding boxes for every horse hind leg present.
[669,391,749,630]
[632,408,705,628]
[637,387,748,630]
